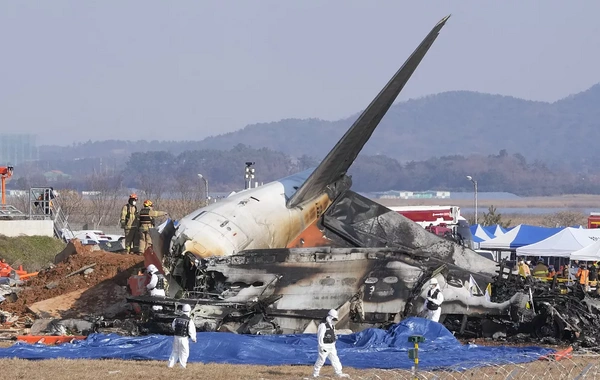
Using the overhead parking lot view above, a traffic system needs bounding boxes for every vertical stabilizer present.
[288,15,450,208]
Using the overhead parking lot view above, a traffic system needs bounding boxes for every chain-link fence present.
[347,352,600,380]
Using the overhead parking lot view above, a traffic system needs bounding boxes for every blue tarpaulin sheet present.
[0,318,553,369]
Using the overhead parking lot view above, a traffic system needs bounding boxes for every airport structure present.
[0,134,38,165]
[375,190,451,199]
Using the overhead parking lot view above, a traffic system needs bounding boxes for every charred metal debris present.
[445,261,600,351]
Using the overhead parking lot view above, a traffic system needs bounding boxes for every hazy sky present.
[2,1,600,145]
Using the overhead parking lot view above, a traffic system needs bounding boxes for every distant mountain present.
[191,84,600,168]
[39,84,600,170]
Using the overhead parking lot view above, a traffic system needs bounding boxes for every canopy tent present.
[483,225,508,237]
[470,224,495,243]
[479,225,563,250]
[571,239,600,261]
[516,227,600,258]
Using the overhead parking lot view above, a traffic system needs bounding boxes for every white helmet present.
[147,264,158,274]
[429,278,438,286]
[328,309,339,320]
[182,304,191,313]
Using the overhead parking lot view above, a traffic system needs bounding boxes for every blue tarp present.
[480,224,563,250]
[0,318,553,369]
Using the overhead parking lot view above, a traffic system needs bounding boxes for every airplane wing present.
[287,15,450,209]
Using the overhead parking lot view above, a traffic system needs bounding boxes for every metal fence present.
[347,353,600,380]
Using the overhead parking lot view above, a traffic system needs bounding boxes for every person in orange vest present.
[547,265,556,278]
[578,264,590,291]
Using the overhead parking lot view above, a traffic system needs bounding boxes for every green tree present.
[481,205,511,228]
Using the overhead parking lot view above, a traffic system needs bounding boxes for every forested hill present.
[40,84,600,170]
[193,84,600,168]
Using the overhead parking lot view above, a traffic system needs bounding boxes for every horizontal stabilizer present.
[288,15,450,208]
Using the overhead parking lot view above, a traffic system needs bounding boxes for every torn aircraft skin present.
[131,15,528,334]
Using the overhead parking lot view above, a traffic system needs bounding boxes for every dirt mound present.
[1,240,144,316]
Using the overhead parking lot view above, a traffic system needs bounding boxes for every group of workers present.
[119,193,168,254]
[517,258,600,290]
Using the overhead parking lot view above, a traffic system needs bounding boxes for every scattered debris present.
[45,282,58,290]
[64,263,97,278]
[1,242,143,317]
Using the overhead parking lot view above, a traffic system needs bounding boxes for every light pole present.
[197,174,209,203]
[244,162,255,189]
[466,175,478,225]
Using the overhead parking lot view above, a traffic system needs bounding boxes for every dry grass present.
[0,355,598,380]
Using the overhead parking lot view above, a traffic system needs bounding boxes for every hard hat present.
[327,309,339,320]
[143,199,153,207]
[182,304,191,313]
[129,193,138,200]
[429,278,438,286]
[147,264,158,273]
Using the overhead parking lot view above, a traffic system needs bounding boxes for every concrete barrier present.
[0,220,54,237]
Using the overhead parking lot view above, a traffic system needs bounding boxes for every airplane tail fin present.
[287,15,450,208]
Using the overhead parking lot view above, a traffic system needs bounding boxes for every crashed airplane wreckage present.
[127,15,578,341]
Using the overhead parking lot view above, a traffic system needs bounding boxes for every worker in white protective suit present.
[422,278,444,322]
[312,309,350,378]
[168,304,197,368]
[146,264,167,311]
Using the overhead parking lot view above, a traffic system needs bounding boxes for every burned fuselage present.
[127,15,533,334]
[140,190,526,334]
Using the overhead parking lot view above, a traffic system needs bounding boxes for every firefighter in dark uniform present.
[168,304,196,368]
[136,200,168,254]
[119,193,138,253]
[312,309,349,378]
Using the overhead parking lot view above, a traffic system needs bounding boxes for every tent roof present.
[516,227,600,258]
[483,225,508,237]
[570,239,600,261]
[479,224,563,250]
[470,224,494,243]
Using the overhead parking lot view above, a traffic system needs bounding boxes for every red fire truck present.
[388,205,474,248]
[588,213,600,229]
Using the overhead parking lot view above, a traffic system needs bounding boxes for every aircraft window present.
[342,278,357,286]
[365,277,379,284]
[220,220,229,228]
[192,211,206,220]
[383,276,398,284]
[320,277,336,286]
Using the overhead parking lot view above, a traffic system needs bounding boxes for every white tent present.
[571,239,600,261]
[516,227,600,258]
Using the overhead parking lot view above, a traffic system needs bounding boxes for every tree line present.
[11,145,600,196]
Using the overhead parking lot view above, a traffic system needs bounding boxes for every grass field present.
[0,235,65,272]
[0,356,598,380]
